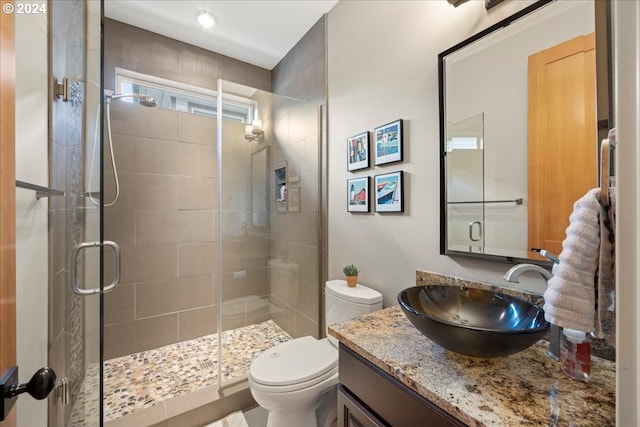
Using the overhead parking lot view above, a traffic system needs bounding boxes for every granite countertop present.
[328,305,616,427]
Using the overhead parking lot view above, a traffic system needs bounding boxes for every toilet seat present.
[249,337,338,393]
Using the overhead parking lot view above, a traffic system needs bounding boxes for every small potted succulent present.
[342,264,361,288]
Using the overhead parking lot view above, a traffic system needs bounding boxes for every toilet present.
[248,279,383,427]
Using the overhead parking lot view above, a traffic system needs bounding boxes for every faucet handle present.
[531,248,560,264]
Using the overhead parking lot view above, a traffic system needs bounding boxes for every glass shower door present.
[217,80,322,389]
[49,1,104,425]
[446,113,485,253]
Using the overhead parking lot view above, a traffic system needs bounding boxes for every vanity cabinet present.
[338,344,467,427]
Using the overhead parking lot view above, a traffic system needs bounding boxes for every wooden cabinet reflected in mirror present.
[439,0,610,265]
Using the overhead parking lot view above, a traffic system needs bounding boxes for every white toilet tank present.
[325,280,383,346]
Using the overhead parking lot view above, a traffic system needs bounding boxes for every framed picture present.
[374,119,403,165]
[347,177,370,213]
[274,162,287,212]
[274,162,287,202]
[374,171,403,213]
[347,131,370,171]
[288,187,300,212]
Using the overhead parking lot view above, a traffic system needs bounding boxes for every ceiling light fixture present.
[197,11,216,29]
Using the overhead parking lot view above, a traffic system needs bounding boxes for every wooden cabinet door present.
[528,33,597,257]
[338,385,387,427]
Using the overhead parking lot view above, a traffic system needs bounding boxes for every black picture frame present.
[374,119,403,166]
[347,177,370,213]
[347,131,370,171]
[374,171,403,213]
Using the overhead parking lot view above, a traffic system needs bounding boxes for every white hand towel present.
[543,188,615,337]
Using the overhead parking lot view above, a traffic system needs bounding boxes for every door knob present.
[1,366,57,421]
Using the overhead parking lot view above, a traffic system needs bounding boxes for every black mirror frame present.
[438,0,558,267]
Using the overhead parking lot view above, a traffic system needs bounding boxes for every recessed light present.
[197,11,216,29]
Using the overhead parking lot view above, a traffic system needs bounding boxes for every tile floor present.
[69,320,290,426]
[203,406,268,427]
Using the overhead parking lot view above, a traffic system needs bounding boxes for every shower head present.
[104,90,158,107]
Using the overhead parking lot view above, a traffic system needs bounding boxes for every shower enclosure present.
[99,78,322,423]
[8,2,322,424]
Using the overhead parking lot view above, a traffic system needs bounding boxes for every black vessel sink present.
[398,285,549,358]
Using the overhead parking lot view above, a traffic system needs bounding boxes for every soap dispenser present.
[560,328,591,382]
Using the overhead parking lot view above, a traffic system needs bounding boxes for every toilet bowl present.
[249,337,338,427]
[249,280,383,427]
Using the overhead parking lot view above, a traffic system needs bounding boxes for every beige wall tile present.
[178,243,217,277]
[178,176,216,210]
[120,244,178,284]
[135,174,178,210]
[220,240,246,272]
[177,142,216,177]
[178,306,217,341]
[136,275,214,319]
[104,209,136,247]
[104,283,135,326]
[177,113,216,146]
[104,314,179,359]
[135,137,180,175]
[220,268,269,302]
[108,102,178,141]
[104,171,136,210]
[178,210,215,243]
[104,133,137,173]
[292,310,319,339]
[136,210,181,245]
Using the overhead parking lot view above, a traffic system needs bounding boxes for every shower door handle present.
[469,221,483,242]
[70,240,121,295]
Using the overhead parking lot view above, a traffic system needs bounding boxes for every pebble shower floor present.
[68,320,291,425]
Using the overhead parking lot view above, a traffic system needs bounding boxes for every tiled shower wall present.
[271,17,328,338]
[103,15,328,355]
[267,100,322,340]
[103,104,222,359]
[103,19,272,359]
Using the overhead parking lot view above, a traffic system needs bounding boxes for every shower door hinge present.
[54,77,69,102]
[55,377,72,405]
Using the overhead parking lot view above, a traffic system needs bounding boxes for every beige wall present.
[326,0,553,309]
[328,3,640,421]
[15,9,48,427]
[612,1,640,423]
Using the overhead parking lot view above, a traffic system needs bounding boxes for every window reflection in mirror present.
[440,0,601,264]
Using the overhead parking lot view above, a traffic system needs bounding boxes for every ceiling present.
[103,1,339,70]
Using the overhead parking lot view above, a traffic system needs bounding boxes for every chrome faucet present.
[503,262,560,362]
[503,263,553,282]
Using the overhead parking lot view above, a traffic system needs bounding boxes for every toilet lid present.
[250,336,337,387]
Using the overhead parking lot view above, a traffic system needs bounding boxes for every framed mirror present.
[439,0,610,265]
